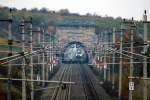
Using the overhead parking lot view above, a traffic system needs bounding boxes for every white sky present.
[0,0,150,20]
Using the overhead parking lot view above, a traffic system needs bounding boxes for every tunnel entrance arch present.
[62,41,89,64]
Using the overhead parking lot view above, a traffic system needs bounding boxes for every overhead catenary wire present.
[0,47,51,65]
[101,45,148,61]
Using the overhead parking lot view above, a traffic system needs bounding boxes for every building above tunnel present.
[56,19,96,53]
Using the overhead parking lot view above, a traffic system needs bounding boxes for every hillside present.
[0,6,148,43]
[1,6,150,100]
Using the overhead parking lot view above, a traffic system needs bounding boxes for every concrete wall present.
[56,26,96,49]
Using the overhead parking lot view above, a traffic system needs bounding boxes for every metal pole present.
[104,45,107,81]
[112,53,115,89]
[118,24,123,100]
[46,52,49,81]
[21,18,26,100]
[100,33,103,80]
[49,49,52,73]
[112,27,116,89]
[52,34,54,73]
[102,32,106,81]
[108,32,111,81]
[29,18,34,100]
[50,33,52,74]
[98,33,101,75]
[129,19,134,100]
[49,35,51,74]
[42,26,45,87]
[37,27,41,85]
[38,27,41,44]
[143,10,148,100]
[46,36,50,81]
[7,9,12,100]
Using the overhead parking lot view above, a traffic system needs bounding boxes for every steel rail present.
[80,64,100,100]
[50,65,69,100]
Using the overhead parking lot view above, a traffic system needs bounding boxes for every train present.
[62,43,89,64]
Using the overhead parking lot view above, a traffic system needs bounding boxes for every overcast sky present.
[0,0,150,20]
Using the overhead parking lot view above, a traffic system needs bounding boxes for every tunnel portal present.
[62,41,89,64]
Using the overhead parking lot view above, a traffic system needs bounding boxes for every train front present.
[62,42,89,64]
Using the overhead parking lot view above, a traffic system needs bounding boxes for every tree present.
[30,8,38,12]
[59,9,69,15]
[21,8,27,12]
[40,7,49,13]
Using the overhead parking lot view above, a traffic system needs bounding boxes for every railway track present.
[79,64,100,100]
[42,64,110,100]
[50,64,72,100]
